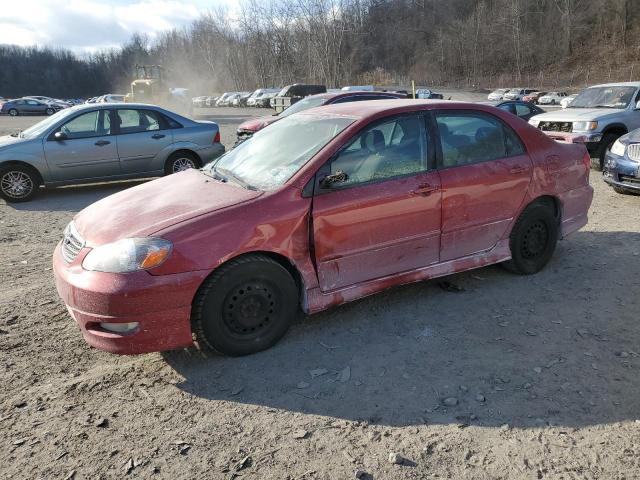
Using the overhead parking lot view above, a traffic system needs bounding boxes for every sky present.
[0,0,234,54]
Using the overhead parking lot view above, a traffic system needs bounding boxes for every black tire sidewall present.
[595,133,620,171]
[508,204,558,275]
[0,166,38,203]
[195,258,298,356]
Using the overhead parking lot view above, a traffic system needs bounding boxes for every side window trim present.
[114,108,167,135]
[314,112,431,195]
[46,109,110,141]
[432,109,527,170]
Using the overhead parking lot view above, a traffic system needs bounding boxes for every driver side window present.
[60,110,110,139]
[329,115,427,187]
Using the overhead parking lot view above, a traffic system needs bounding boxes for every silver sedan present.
[0,103,225,202]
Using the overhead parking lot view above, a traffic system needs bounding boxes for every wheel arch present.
[0,160,44,186]
[191,250,306,310]
[601,123,627,137]
[526,195,561,223]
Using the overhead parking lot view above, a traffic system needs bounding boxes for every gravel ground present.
[0,107,639,479]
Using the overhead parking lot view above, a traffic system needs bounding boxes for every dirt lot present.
[1,108,639,480]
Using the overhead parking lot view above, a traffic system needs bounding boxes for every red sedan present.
[53,100,593,356]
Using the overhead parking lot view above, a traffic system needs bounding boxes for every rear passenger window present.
[116,109,163,134]
[436,112,525,168]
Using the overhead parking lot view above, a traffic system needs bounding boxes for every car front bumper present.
[53,242,208,354]
[603,151,640,192]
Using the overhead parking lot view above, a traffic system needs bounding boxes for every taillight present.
[213,131,220,143]
[582,151,590,171]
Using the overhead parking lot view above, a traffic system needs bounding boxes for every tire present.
[192,254,299,356]
[592,133,620,171]
[0,165,39,202]
[8,109,18,117]
[45,108,54,116]
[503,201,558,275]
[164,151,200,175]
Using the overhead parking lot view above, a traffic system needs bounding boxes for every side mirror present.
[321,170,348,188]
[54,131,67,141]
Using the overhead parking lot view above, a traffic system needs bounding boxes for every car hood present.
[0,135,25,148]
[74,169,262,246]
[237,115,279,132]
[531,107,621,122]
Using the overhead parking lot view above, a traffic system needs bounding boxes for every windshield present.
[571,86,637,109]
[508,89,521,94]
[20,108,78,139]
[278,96,327,118]
[206,114,354,191]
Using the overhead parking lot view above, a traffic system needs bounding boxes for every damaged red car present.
[53,100,593,356]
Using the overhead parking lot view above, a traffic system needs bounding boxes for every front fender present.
[0,139,49,181]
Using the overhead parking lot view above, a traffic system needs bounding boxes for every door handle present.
[509,166,526,174]
[411,183,440,196]
[152,134,166,139]
[94,140,110,146]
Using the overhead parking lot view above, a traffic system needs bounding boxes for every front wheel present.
[192,254,298,356]
[503,201,558,275]
[0,165,39,202]
[592,133,620,171]
[45,108,54,116]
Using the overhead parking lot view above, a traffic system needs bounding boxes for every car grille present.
[619,174,640,185]
[236,129,255,141]
[627,143,640,161]
[61,222,85,263]
[539,121,573,133]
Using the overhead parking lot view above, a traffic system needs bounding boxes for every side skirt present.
[303,239,511,314]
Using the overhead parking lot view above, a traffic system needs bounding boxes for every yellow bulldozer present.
[125,65,191,116]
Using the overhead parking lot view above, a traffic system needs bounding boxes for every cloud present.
[0,0,221,53]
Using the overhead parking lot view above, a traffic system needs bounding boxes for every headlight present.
[529,119,540,128]
[610,139,626,157]
[573,121,598,132]
[82,238,172,273]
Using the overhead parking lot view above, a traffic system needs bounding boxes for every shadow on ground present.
[164,231,640,429]
[3,180,150,212]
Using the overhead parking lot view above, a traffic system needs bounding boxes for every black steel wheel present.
[192,254,298,356]
[503,200,558,275]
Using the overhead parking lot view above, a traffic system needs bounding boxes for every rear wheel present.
[0,165,39,202]
[164,152,200,175]
[8,109,18,117]
[192,254,298,356]
[503,201,558,275]
[592,133,620,171]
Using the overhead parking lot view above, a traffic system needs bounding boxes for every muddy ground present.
[1,107,639,479]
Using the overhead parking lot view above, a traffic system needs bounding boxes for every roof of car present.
[591,81,640,88]
[310,90,406,101]
[302,99,490,119]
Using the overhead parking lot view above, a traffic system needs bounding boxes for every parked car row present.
[194,84,439,111]
[488,88,572,106]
